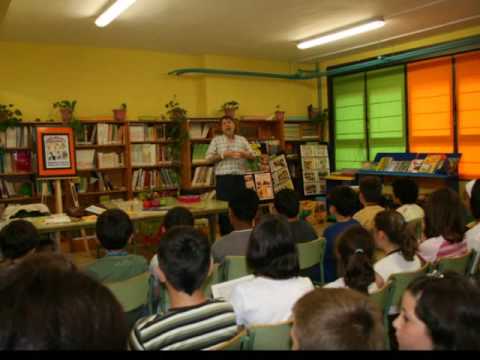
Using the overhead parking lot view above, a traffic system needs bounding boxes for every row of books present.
[0,150,32,173]
[97,124,124,145]
[189,123,216,139]
[129,125,167,142]
[192,144,209,162]
[75,124,96,145]
[97,152,124,168]
[131,144,157,166]
[132,168,179,190]
[284,123,318,140]
[0,180,32,199]
[0,127,31,148]
[192,166,214,187]
[371,154,459,174]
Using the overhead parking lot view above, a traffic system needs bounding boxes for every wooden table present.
[28,199,228,247]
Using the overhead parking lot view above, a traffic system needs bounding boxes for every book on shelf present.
[0,150,32,173]
[191,166,213,187]
[158,145,174,162]
[97,124,124,145]
[129,125,146,142]
[192,144,209,162]
[284,123,301,140]
[254,172,274,200]
[419,154,445,173]
[189,123,213,139]
[76,124,96,145]
[0,180,33,199]
[97,152,124,168]
[76,149,96,170]
[131,144,156,166]
[407,159,423,173]
[301,123,318,139]
[4,127,29,148]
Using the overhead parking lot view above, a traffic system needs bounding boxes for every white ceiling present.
[0,0,479,62]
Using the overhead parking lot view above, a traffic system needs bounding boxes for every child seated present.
[353,176,385,231]
[324,225,383,294]
[419,188,467,263]
[291,288,385,350]
[274,188,318,243]
[392,178,425,222]
[465,179,480,252]
[394,272,480,350]
[323,186,359,282]
[0,219,40,266]
[230,214,314,326]
[85,209,147,283]
[129,226,238,350]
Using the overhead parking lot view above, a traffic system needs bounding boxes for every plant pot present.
[275,111,285,121]
[60,108,73,123]
[113,109,127,121]
[224,108,236,118]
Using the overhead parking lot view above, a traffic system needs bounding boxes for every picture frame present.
[36,127,76,177]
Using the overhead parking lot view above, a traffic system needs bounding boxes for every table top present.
[22,199,228,233]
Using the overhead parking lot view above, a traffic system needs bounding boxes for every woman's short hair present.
[406,272,480,350]
[424,188,465,243]
[292,288,385,350]
[246,214,299,279]
[0,253,128,350]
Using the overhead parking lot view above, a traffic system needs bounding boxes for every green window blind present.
[333,74,367,169]
[366,66,406,159]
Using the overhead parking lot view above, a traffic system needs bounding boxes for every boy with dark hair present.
[212,188,259,263]
[0,220,40,264]
[353,176,385,231]
[85,209,147,283]
[274,188,318,243]
[129,226,238,351]
[291,288,385,350]
[323,186,359,282]
[392,178,424,222]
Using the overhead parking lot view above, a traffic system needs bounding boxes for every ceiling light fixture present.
[95,0,137,28]
[297,19,385,50]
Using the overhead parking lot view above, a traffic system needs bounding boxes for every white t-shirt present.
[466,223,480,252]
[418,236,467,263]
[374,252,422,282]
[396,204,425,222]
[323,277,378,294]
[230,276,313,326]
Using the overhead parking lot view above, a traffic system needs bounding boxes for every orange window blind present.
[456,51,480,179]
[407,57,453,153]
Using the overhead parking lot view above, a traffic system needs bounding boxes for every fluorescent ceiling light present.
[95,0,137,28]
[297,19,385,50]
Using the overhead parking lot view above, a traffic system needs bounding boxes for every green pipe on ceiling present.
[168,35,480,80]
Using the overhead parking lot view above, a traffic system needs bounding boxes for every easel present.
[39,176,94,256]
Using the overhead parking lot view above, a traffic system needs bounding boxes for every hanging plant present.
[165,96,189,160]
[0,104,22,132]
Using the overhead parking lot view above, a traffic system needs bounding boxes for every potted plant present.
[165,96,189,160]
[53,100,82,136]
[274,104,285,121]
[0,103,22,131]
[113,103,127,121]
[221,100,239,118]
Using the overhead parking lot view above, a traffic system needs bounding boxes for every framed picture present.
[36,127,76,177]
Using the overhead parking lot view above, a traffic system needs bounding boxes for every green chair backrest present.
[105,272,149,312]
[388,262,430,310]
[223,256,251,282]
[245,322,292,351]
[369,281,392,315]
[468,249,480,276]
[435,250,473,275]
[210,330,247,351]
[297,238,326,284]
[202,263,223,298]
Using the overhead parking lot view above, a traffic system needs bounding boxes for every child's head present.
[374,210,417,261]
[424,188,465,244]
[163,207,194,231]
[228,188,259,227]
[392,178,419,205]
[359,176,383,206]
[0,253,128,350]
[292,288,385,350]
[328,185,358,218]
[394,272,480,350]
[96,209,133,250]
[0,220,40,261]
[274,189,300,219]
[469,180,480,221]
[156,226,211,295]
[336,225,375,294]
[247,214,299,280]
